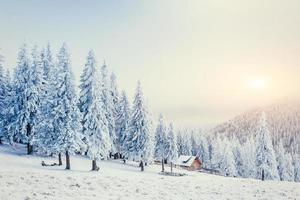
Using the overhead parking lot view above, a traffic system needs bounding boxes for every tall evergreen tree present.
[219,138,236,177]
[255,112,279,180]
[80,51,111,170]
[10,45,42,154]
[0,54,7,144]
[281,152,294,181]
[232,136,243,177]
[100,63,116,153]
[275,140,287,181]
[176,131,184,156]
[165,123,178,172]
[241,136,256,178]
[37,44,85,169]
[123,81,153,170]
[117,91,130,155]
[181,131,192,155]
[154,114,167,171]
[292,152,300,182]
[190,131,198,156]
[197,134,209,168]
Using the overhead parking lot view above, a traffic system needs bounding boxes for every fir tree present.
[10,45,42,154]
[37,44,85,169]
[165,123,178,172]
[241,136,256,178]
[117,91,130,156]
[232,136,243,177]
[190,131,198,156]
[197,134,209,168]
[292,152,300,182]
[281,152,294,181]
[100,63,117,153]
[219,138,236,177]
[154,114,167,171]
[0,53,6,144]
[275,140,286,181]
[255,112,279,180]
[123,81,153,171]
[181,131,192,155]
[80,51,111,170]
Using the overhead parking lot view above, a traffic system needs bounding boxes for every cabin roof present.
[175,155,199,167]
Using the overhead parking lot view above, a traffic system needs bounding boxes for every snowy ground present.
[0,144,299,200]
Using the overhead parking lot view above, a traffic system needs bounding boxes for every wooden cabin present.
[175,155,201,171]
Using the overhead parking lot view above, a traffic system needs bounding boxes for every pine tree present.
[219,138,236,177]
[80,51,111,171]
[275,140,286,181]
[165,123,178,172]
[281,152,294,181]
[232,136,243,177]
[241,136,256,178]
[0,54,7,144]
[117,91,130,156]
[190,131,198,156]
[154,114,167,171]
[123,81,153,171]
[10,45,42,154]
[255,112,279,180]
[292,152,300,182]
[197,134,209,169]
[0,69,13,144]
[100,63,116,154]
[181,131,192,155]
[176,131,184,156]
[34,44,56,156]
[37,44,85,169]
[210,135,223,171]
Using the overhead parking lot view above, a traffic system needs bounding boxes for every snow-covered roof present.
[175,155,199,167]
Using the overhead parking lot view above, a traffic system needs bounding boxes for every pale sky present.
[1,0,300,128]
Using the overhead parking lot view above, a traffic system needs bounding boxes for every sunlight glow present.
[248,78,268,91]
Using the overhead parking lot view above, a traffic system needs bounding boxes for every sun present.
[248,78,268,91]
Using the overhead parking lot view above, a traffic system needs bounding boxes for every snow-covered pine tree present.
[37,44,84,169]
[56,44,85,170]
[80,50,111,171]
[197,133,209,169]
[240,136,256,178]
[281,152,295,181]
[176,131,184,156]
[117,91,130,157]
[0,53,6,144]
[275,140,287,181]
[0,68,12,144]
[154,114,167,172]
[123,81,153,171]
[165,123,178,172]
[190,131,198,156]
[34,44,62,160]
[110,72,121,156]
[181,131,192,155]
[292,152,300,182]
[219,138,236,177]
[231,136,243,177]
[255,112,279,180]
[10,45,42,154]
[209,135,223,171]
[100,62,117,154]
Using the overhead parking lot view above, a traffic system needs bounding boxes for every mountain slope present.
[208,101,300,152]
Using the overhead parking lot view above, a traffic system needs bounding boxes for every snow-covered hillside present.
[209,101,300,152]
[0,144,299,200]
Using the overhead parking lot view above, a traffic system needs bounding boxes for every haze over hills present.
[207,100,300,153]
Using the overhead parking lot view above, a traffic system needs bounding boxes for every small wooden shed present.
[175,156,201,171]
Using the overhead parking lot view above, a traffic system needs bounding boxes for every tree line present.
[0,44,299,182]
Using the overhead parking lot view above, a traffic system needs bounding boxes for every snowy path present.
[0,144,299,200]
